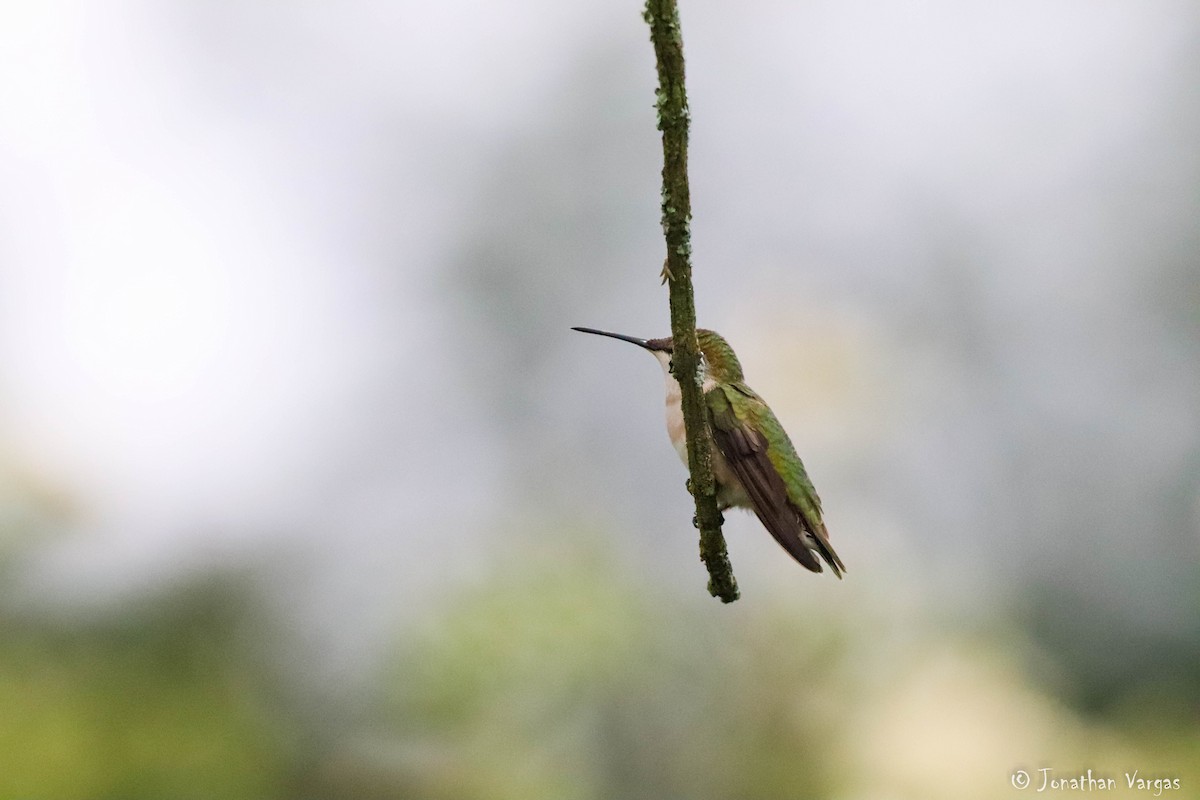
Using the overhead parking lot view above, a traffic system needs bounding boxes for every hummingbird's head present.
[571,327,745,384]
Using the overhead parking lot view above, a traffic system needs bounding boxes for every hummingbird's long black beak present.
[571,327,651,349]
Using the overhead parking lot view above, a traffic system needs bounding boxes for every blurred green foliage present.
[0,581,294,800]
[365,540,1199,800]
[379,542,843,800]
[0,539,1197,799]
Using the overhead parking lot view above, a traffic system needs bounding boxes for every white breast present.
[653,351,719,465]
[652,351,688,464]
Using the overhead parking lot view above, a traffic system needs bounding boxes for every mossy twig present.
[644,0,739,603]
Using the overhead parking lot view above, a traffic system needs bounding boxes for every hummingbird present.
[572,326,844,577]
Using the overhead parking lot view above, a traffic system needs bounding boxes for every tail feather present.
[807,523,845,579]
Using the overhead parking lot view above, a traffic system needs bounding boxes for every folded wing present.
[706,385,844,577]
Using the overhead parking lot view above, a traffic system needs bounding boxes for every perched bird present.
[573,326,844,577]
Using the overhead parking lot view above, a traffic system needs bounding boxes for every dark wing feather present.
[731,384,844,577]
[706,387,823,573]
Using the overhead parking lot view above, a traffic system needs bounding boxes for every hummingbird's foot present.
[685,478,694,496]
[660,258,674,284]
[692,511,726,528]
